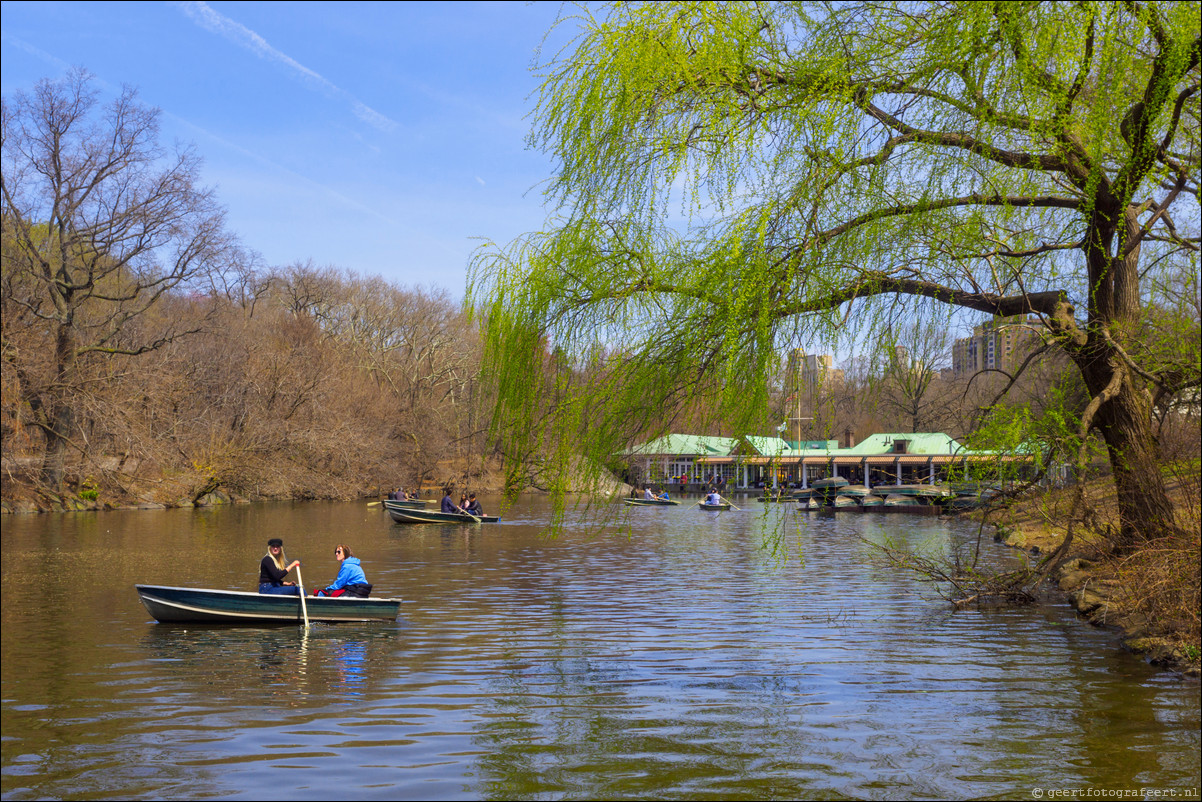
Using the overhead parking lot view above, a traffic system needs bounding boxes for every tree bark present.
[1093,369,1180,549]
[41,320,78,492]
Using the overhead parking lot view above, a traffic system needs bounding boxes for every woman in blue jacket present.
[314,544,371,597]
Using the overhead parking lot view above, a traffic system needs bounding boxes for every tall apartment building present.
[785,350,845,402]
[951,316,1046,376]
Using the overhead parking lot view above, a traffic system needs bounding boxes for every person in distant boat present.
[705,490,722,506]
[465,494,483,515]
[313,544,371,598]
[657,489,670,500]
[441,489,465,514]
[259,538,301,595]
[643,486,655,500]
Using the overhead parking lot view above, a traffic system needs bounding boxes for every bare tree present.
[873,316,953,433]
[1,69,240,489]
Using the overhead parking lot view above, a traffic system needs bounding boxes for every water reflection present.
[1,497,1198,801]
[138,624,397,700]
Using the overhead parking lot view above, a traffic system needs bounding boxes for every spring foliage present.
[471,2,1198,536]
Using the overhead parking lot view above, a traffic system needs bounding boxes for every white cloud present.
[172,1,397,133]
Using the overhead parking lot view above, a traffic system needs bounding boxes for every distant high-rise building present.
[785,349,844,403]
[951,316,1046,376]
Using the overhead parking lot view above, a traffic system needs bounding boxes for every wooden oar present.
[367,500,381,507]
[719,495,742,510]
[294,564,311,629]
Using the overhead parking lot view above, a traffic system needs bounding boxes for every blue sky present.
[1,1,575,296]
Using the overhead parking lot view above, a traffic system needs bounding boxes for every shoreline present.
[979,476,1200,679]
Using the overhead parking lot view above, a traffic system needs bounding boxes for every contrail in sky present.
[172,1,398,133]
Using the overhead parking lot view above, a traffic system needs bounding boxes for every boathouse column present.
[863,458,871,489]
[896,458,903,485]
[929,458,935,484]
[801,462,808,488]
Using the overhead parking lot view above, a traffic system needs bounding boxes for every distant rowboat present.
[386,505,499,523]
[698,502,732,511]
[382,498,435,509]
[624,497,680,506]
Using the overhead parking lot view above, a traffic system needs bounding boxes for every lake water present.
[1,496,1198,800]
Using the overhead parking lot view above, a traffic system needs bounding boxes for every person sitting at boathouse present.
[259,538,301,595]
[313,544,371,597]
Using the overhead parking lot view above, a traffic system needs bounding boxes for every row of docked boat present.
[759,477,999,512]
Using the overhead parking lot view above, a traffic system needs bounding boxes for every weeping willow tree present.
[469,1,1200,547]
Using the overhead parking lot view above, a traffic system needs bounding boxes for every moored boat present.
[135,584,401,624]
[387,506,500,523]
[872,484,954,501]
[811,476,850,491]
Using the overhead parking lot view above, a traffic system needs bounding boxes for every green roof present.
[624,434,738,457]
[739,436,791,456]
[840,433,966,456]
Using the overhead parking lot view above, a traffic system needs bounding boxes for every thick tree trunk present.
[1094,377,1179,549]
[40,321,77,492]
[1070,203,1178,550]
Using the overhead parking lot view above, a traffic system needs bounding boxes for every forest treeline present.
[0,72,500,510]
[2,257,493,508]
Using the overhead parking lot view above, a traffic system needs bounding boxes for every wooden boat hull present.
[698,503,732,511]
[623,498,680,506]
[387,506,499,523]
[135,584,400,624]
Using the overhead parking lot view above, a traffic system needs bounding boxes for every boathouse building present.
[622,432,1026,491]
